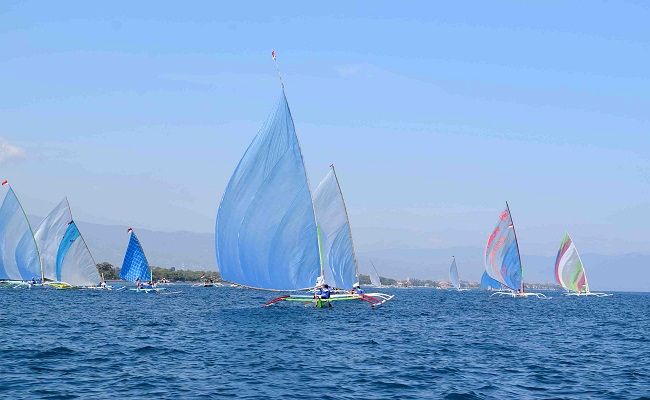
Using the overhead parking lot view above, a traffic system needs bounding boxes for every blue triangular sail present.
[313,167,358,290]
[0,183,41,280]
[215,92,320,290]
[120,230,151,282]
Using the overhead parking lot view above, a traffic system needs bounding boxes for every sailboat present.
[369,260,382,287]
[34,197,104,289]
[121,228,159,293]
[480,271,502,291]
[555,233,610,297]
[484,202,546,298]
[0,180,42,288]
[449,256,469,291]
[283,165,393,306]
[215,52,390,308]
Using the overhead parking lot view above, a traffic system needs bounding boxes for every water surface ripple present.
[1,287,648,399]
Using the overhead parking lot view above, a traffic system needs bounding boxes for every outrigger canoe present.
[264,292,394,308]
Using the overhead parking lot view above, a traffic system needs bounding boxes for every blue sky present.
[1,1,649,260]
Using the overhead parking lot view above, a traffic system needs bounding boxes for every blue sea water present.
[0,287,648,399]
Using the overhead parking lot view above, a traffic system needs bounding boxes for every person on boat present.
[135,277,142,289]
[30,277,37,285]
[351,284,365,295]
[315,284,332,300]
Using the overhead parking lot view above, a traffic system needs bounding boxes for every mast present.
[272,50,323,286]
[329,164,360,283]
[505,201,524,293]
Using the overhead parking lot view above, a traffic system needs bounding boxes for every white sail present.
[449,257,460,290]
[312,166,358,289]
[34,198,100,287]
[369,261,381,287]
[0,181,41,281]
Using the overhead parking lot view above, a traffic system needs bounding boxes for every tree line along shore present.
[95,262,560,289]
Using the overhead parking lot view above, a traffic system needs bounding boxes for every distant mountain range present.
[28,216,649,292]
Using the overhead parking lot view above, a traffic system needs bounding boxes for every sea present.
[0,286,648,399]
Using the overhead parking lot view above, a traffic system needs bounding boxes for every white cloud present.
[0,138,26,164]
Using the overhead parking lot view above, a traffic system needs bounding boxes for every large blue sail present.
[313,166,358,290]
[120,229,151,282]
[484,204,522,291]
[0,181,41,280]
[215,92,320,290]
[480,271,502,290]
[35,198,100,286]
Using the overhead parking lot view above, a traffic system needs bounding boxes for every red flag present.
[271,50,276,60]
[1,180,7,186]
[127,228,133,233]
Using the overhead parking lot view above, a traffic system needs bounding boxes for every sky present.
[1,1,649,265]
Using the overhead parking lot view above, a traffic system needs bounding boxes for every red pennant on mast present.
[271,49,276,60]
[1,179,7,186]
[127,228,133,233]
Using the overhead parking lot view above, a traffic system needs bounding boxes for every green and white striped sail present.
[554,233,589,293]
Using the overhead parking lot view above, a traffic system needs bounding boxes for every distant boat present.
[484,202,546,298]
[480,271,502,291]
[34,197,102,289]
[215,52,390,307]
[449,256,469,291]
[0,180,42,287]
[121,228,159,293]
[555,233,610,297]
[369,260,382,287]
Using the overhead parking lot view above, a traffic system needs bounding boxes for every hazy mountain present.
[28,216,648,291]
[29,216,216,270]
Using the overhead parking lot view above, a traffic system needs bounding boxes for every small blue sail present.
[484,204,522,291]
[120,230,151,282]
[449,257,460,290]
[313,167,358,290]
[215,91,320,290]
[0,182,41,280]
[480,271,502,290]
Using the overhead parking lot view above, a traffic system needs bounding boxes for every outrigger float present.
[264,292,394,308]
[215,51,393,308]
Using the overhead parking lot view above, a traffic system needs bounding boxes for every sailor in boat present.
[351,284,365,295]
[314,284,333,307]
[135,277,143,289]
